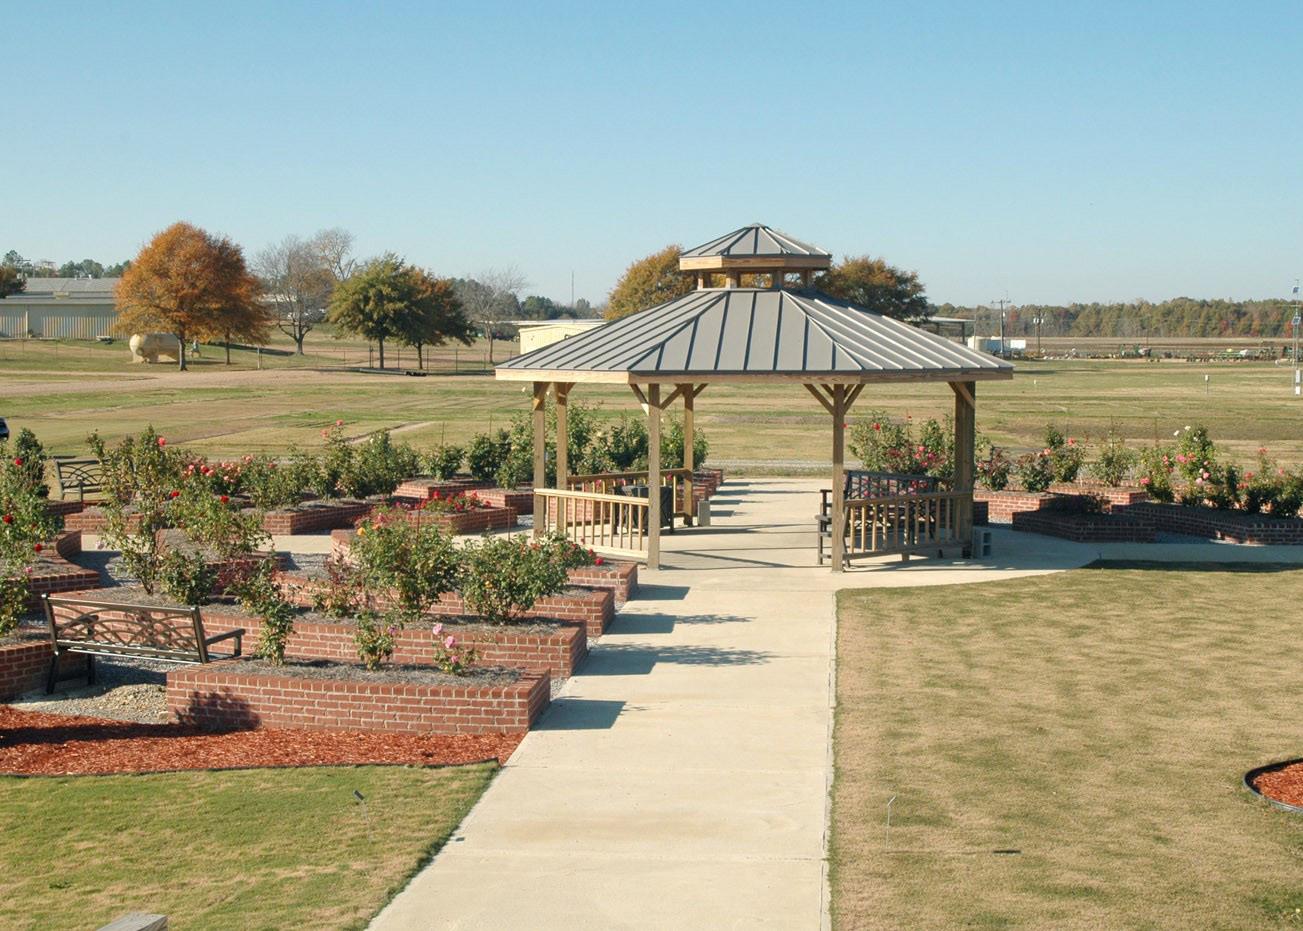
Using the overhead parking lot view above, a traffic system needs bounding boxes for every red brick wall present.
[0,640,80,700]
[974,490,1087,524]
[65,508,114,533]
[166,660,550,734]
[1011,510,1157,543]
[44,500,85,519]
[565,561,638,606]
[475,487,535,512]
[393,478,494,500]
[1048,483,1150,510]
[1124,502,1303,545]
[200,606,588,678]
[398,506,518,535]
[261,500,375,534]
[23,531,102,610]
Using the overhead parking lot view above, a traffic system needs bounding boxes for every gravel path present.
[9,656,172,724]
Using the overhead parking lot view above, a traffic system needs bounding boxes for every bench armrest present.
[203,627,246,658]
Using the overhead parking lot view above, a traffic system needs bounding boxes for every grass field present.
[831,563,1303,930]
[2,335,1302,468]
[0,763,495,930]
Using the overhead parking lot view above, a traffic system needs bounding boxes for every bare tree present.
[255,231,347,355]
[312,227,357,283]
[454,266,527,364]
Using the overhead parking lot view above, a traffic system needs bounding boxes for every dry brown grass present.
[832,562,1303,930]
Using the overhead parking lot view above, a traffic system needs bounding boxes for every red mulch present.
[1254,761,1303,809]
[0,705,521,776]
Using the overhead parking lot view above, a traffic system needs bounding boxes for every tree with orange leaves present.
[115,222,265,371]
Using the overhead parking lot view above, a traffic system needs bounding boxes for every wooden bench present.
[817,471,940,566]
[53,457,105,502]
[43,594,244,693]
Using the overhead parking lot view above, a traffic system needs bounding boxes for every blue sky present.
[4,1,1302,307]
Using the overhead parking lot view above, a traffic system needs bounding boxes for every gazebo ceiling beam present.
[631,383,690,411]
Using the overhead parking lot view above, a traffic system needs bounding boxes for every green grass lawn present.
[3,341,1302,468]
[831,563,1303,930]
[0,763,495,930]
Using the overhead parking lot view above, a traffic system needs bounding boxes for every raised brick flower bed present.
[1123,501,1303,545]
[20,530,102,610]
[44,499,85,520]
[475,486,535,513]
[1048,482,1150,510]
[64,506,119,534]
[166,659,550,735]
[195,601,588,679]
[0,635,88,700]
[1011,509,1157,543]
[260,498,376,535]
[394,504,518,536]
[393,477,494,501]
[974,489,1088,524]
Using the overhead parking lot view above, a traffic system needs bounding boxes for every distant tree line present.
[2,251,131,279]
[936,298,1302,340]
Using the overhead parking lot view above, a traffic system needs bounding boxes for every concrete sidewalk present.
[369,479,1303,929]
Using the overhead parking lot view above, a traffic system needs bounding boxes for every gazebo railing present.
[534,487,652,560]
[565,468,694,518]
[843,490,970,559]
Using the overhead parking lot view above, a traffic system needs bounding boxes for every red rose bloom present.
[33,543,42,553]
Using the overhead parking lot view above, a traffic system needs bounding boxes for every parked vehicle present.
[0,418,8,442]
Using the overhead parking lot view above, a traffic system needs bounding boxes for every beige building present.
[514,318,606,355]
[0,277,119,339]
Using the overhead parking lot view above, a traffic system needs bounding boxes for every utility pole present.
[1293,279,1301,397]
[1033,314,1044,357]
[992,297,1011,357]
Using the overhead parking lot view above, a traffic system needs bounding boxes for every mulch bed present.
[0,704,521,776]
[1252,761,1303,809]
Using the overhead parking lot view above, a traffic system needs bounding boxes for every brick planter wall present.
[198,604,588,678]
[1123,501,1303,545]
[474,487,535,512]
[396,505,518,536]
[167,659,550,735]
[22,531,102,610]
[974,489,1088,524]
[1011,510,1157,543]
[260,499,375,535]
[1048,483,1150,510]
[328,530,637,606]
[64,507,118,534]
[394,478,495,500]
[44,499,85,519]
[565,561,638,606]
[0,638,88,700]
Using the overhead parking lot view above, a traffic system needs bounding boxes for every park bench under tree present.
[43,594,244,693]
[53,457,105,502]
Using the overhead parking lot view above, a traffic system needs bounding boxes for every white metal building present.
[0,278,120,339]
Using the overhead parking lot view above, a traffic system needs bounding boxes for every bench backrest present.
[44,595,213,662]
[844,469,938,500]
[54,458,105,500]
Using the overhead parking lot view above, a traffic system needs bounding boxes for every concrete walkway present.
[369,479,1303,930]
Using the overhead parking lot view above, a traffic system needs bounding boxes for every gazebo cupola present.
[679,223,832,290]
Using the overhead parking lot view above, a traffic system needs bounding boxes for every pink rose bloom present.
[1196,477,1204,485]
[443,636,456,650]
[157,437,167,447]
[336,420,343,426]
[432,623,443,636]
[1140,477,1150,485]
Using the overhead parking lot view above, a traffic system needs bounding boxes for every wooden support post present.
[554,383,569,490]
[647,383,662,569]
[532,381,548,539]
[951,380,976,553]
[681,383,695,526]
[831,384,846,572]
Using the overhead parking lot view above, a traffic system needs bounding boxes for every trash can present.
[696,499,711,527]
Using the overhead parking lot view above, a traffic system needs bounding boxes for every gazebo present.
[495,224,1013,572]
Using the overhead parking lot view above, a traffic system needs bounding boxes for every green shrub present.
[354,611,397,671]
[1016,450,1054,493]
[1044,425,1084,483]
[230,561,296,666]
[662,416,709,469]
[158,548,218,606]
[1089,428,1137,487]
[466,429,511,482]
[430,621,477,676]
[340,431,420,498]
[172,474,269,560]
[0,447,58,634]
[88,427,185,594]
[426,445,465,480]
[351,507,461,623]
[310,553,368,618]
[11,429,48,498]
[848,410,952,481]
[977,447,1012,491]
[241,453,318,510]
[459,535,571,625]
[1138,447,1175,503]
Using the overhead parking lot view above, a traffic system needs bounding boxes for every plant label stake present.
[353,789,374,844]
[885,794,897,851]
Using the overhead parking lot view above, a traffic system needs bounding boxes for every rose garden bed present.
[0,630,88,701]
[1123,501,1303,545]
[393,477,495,500]
[974,488,1091,524]
[259,498,377,534]
[21,530,102,610]
[1048,482,1150,510]
[473,486,535,513]
[391,503,519,535]
[166,657,550,735]
[1010,509,1157,543]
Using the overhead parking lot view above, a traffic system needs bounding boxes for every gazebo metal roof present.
[496,288,1013,384]
[681,224,830,259]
